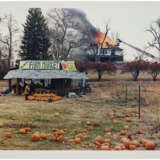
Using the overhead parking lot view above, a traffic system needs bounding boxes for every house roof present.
[4,69,87,80]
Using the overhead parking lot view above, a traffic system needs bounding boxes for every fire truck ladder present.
[117,39,160,62]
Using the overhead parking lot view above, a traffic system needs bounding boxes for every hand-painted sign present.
[19,61,60,70]
[61,61,77,71]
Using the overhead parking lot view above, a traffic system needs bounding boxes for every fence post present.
[138,84,141,119]
[125,83,128,103]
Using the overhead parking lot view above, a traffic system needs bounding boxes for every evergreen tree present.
[19,8,50,60]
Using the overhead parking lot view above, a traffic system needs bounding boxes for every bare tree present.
[47,8,92,60]
[146,18,160,54]
[0,14,19,67]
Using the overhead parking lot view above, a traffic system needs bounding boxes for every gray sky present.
[0,1,160,61]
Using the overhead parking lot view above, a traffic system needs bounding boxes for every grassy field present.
[0,71,160,150]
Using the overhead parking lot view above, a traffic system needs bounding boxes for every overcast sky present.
[0,1,160,61]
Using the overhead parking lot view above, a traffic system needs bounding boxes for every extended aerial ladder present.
[117,39,160,62]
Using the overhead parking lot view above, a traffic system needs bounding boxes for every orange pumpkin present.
[129,144,137,150]
[124,125,129,130]
[5,132,12,138]
[112,120,119,124]
[110,116,114,120]
[120,130,127,135]
[105,128,111,132]
[57,135,65,142]
[76,134,84,140]
[100,145,110,150]
[27,121,32,126]
[40,133,48,139]
[95,136,103,143]
[85,121,91,126]
[0,122,3,128]
[74,137,81,143]
[25,128,31,132]
[136,130,143,134]
[54,112,60,117]
[125,118,131,122]
[104,139,111,145]
[93,122,100,126]
[18,128,26,134]
[130,140,140,147]
[141,139,155,150]
[31,132,40,142]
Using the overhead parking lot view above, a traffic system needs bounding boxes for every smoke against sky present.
[0,1,160,61]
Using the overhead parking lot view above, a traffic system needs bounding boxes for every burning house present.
[86,30,123,62]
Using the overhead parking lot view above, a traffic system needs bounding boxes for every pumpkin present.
[74,137,81,143]
[114,144,125,150]
[129,144,137,150]
[85,121,91,126]
[112,120,119,124]
[56,130,65,135]
[54,112,60,117]
[5,132,12,138]
[51,135,57,141]
[27,121,32,126]
[120,137,130,148]
[100,145,110,150]
[104,139,111,145]
[40,133,48,139]
[130,140,140,147]
[124,125,129,130]
[110,116,114,120]
[57,135,65,142]
[18,128,26,134]
[95,136,103,143]
[141,139,155,150]
[31,132,40,141]
[125,118,131,122]
[25,128,31,132]
[136,130,143,134]
[93,122,100,126]
[120,130,127,135]
[0,122,3,128]
[105,128,111,132]
[76,134,84,140]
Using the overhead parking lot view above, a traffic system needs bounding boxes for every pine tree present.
[19,8,50,60]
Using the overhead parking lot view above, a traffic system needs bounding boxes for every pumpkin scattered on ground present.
[93,122,100,126]
[0,122,3,128]
[40,133,48,139]
[74,137,81,144]
[103,139,112,145]
[31,132,41,142]
[141,139,155,150]
[85,121,91,126]
[136,130,143,134]
[120,130,127,135]
[25,127,31,132]
[105,128,111,132]
[110,116,114,120]
[112,120,119,124]
[54,112,60,117]
[129,144,137,150]
[27,121,32,126]
[95,136,103,143]
[100,145,110,150]
[124,125,129,130]
[76,134,84,140]
[18,128,26,134]
[5,132,12,138]
[125,118,131,122]
[130,140,140,147]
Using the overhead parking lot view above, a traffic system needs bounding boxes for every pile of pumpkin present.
[28,93,62,102]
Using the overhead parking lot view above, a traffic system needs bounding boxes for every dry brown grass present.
[0,72,160,150]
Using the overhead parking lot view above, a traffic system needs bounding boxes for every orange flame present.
[94,32,117,47]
